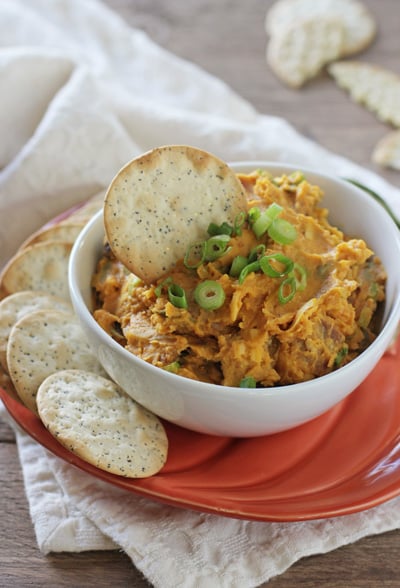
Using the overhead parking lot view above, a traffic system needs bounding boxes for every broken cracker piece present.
[328,61,400,128]
[267,17,345,88]
[265,0,376,57]
[372,130,400,171]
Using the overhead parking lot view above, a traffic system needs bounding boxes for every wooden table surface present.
[1,1,400,586]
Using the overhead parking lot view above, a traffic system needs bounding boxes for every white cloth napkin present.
[1,1,400,586]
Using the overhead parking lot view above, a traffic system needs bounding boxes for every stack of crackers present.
[0,145,251,477]
[265,0,400,171]
[0,192,168,479]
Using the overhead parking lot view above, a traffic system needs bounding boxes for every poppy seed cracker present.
[0,241,72,301]
[104,145,247,283]
[0,290,72,373]
[19,222,85,250]
[7,309,105,414]
[37,369,168,478]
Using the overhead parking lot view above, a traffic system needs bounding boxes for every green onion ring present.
[164,361,180,373]
[168,283,188,309]
[267,202,284,217]
[278,276,296,304]
[248,244,266,262]
[238,260,261,284]
[334,345,349,367]
[204,234,231,261]
[259,253,294,278]
[184,241,206,269]
[239,376,257,388]
[234,211,246,235]
[252,212,273,239]
[290,263,307,291]
[229,255,248,277]
[207,221,233,236]
[194,280,226,310]
[252,203,283,238]
[248,206,261,224]
[288,171,305,185]
[268,218,297,245]
[154,277,172,297]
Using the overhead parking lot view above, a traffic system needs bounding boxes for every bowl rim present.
[69,161,400,401]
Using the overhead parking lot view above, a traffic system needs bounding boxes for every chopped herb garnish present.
[194,280,225,310]
[239,376,257,388]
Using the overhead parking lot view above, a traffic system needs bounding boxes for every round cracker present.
[0,291,72,373]
[7,309,105,414]
[265,0,376,56]
[66,191,104,224]
[104,145,247,283]
[37,369,168,478]
[0,241,72,301]
[19,222,85,250]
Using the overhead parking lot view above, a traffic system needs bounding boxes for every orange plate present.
[2,335,400,522]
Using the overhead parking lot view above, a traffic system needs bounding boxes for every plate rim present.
[2,362,400,523]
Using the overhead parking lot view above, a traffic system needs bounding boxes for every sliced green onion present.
[238,260,260,284]
[252,213,273,239]
[204,234,231,261]
[233,211,246,235]
[290,263,307,291]
[278,276,296,304]
[207,221,233,236]
[184,241,206,269]
[248,244,266,262]
[334,346,348,367]
[358,307,372,329]
[271,177,281,187]
[239,376,257,388]
[267,202,284,217]
[252,203,283,239]
[268,218,297,245]
[260,253,294,278]
[288,171,305,185]
[194,280,226,310]
[248,206,261,224]
[229,255,248,277]
[168,283,188,309]
[154,277,172,297]
[368,282,379,299]
[154,284,162,297]
[164,361,180,373]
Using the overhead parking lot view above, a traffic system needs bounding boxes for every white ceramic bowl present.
[69,162,400,437]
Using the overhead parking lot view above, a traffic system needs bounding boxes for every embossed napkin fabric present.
[1,1,400,586]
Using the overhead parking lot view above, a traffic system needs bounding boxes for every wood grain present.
[1,1,400,586]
